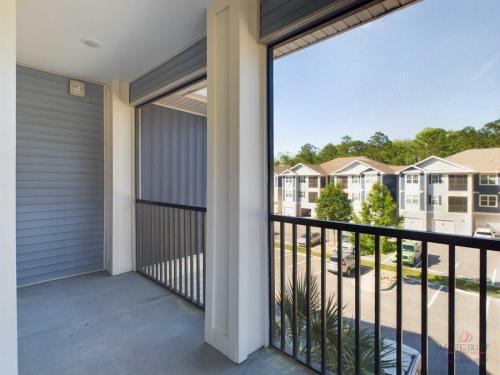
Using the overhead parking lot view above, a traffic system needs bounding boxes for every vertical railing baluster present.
[375,235,381,375]
[448,244,455,375]
[202,212,206,306]
[196,212,201,305]
[321,227,326,374]
[292,223,298,358]
[184,210,188,297]
[169,207,173,289]
[174,209,178,292]
[337,229,343,375]
[354,232,360,375]
[421,241,428,375]
[396,237,403,375]
[161,207,166,284]
[190,211,194,300]
[479,248,487,375]
[306,225,312,365]
[280,221,285,351]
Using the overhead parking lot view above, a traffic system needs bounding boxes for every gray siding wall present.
[382,174,398,203]
[16,66,104,286]
[139,104,207,207]
[474,174,500,213]
[260,0,375,41]
[130,38,207,105]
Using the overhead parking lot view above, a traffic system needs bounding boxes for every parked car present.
[383,339,422,375]
[297,231,321,247]
[391,240,421,266]
[474,227,496,239]
[341,233,354,252]
[327,250,355,276]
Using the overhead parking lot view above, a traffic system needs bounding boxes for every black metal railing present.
[269,214,500,374]
[136,199,206,307]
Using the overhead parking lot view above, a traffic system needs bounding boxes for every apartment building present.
[280,163,327,217]
[273,165,289,215]
[328,156,401,213]
[399,148,500,236]
[448,148,500,234]
[279,156,400,218]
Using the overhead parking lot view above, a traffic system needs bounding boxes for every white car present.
[327,250,355,276]
[474,227,496,239]
[383,339,422,375]
[297,232,321,247]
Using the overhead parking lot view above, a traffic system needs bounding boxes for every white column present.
[0,0,18,373]
[205,0,268,363]
[104,80,136,275]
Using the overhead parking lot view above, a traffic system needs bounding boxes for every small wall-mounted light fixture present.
[81,38,102,48]
[69,80,86,97]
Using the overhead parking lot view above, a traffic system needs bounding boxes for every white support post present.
[104,80,136,275]
[0,0,18,373]
[205,0,268,363]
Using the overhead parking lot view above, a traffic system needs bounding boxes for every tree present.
[317,143,339,163]
[295,143,319,164]
[316,183,353,222]
[276,274,395,373]
[356,182,402,255]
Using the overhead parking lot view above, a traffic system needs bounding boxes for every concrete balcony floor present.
[18,271,311,375]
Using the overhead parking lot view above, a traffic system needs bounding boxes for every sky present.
[273,0,500,156]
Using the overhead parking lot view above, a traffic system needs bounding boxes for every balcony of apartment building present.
[2,1,499,375]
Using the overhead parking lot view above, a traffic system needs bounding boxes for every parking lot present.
[273,223,500,374]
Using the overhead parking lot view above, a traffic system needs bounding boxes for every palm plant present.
[276,274,396,374]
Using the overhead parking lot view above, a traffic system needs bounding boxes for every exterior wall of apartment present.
[273,175,283,214]
[473,173,500,234]
[399,172,427,231]
[400,172,474,235]
[282,175,299,216]
[382,174,398,203]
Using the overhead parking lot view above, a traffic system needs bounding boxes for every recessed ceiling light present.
[81,38,102,48]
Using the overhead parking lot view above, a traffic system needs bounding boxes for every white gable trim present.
[289,163,323,176]
[332,160,384,175]
[412,155,473,173]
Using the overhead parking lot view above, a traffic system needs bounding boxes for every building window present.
[365,175,377,184]
[352,176,360,184]
[480,174,497,185]
[351,192,360,202]
[285,176,293,185]
[337,176,348,189]
[299,176,306,184]
[406,174,419,184]
[308,192,318,203]
[479,195,498,207]
[308,176,318,188]
[300,191,306,199]
[448,196,468,213]
[429,195,442,205]
[449,175,468,191]
[285,190,293,198]
[430,174,442,184]
[406,195,419,205]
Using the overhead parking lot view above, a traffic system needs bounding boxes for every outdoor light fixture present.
[81,38,102,48]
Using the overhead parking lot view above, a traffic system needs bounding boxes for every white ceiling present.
[16,0,211,83]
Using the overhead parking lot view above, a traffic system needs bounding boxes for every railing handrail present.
[270,214,500,250]
[136,199,207,213]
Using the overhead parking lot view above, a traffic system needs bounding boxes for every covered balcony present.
[1,1,499,375]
